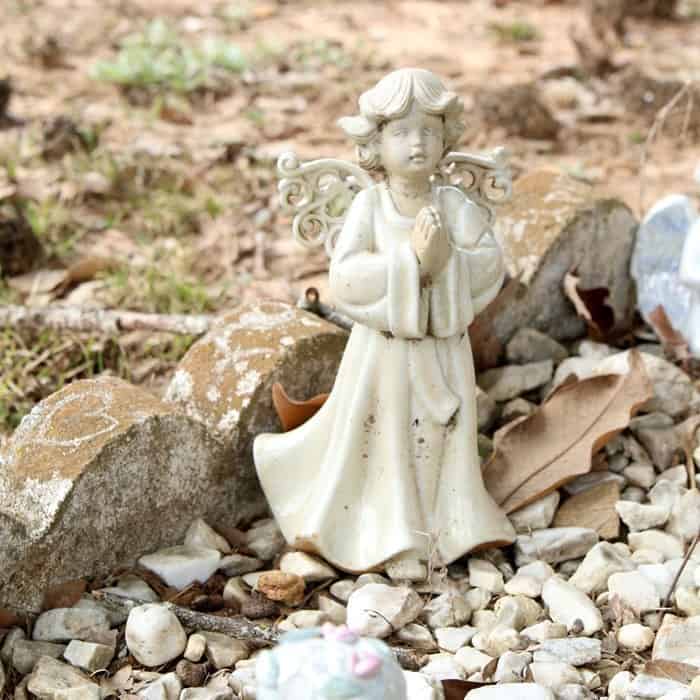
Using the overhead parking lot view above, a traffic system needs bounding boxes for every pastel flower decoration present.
[349,649,382,679]
[321,623,358,644]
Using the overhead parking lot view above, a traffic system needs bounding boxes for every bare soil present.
[1,0,699,436]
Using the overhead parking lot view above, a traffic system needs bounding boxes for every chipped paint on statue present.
[254,68,516,574]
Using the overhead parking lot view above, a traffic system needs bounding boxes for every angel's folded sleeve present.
[329,188,427,338]
[430,194,505,336]
[680,221,700,289]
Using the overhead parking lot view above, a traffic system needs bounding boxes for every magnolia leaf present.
[483,349,652,514]
[563,270,615,341]
[553,480,621,539]
[643,660,698,684]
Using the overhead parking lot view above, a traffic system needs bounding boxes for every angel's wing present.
[436,147,513,224]
[277,152,374,257]
[277,147,512,257]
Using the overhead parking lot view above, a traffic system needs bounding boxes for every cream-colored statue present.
[680,216,700,355]
[254,68,516,574]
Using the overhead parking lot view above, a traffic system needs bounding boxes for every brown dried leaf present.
[648,305,690,363]
[483,350,652,513]
[643,660,698,684]
[272,382,329,432]
[100,664,133,694]
[442,680,492,699]
[563,270,615,341]
[8,268,68,296]
[42,579,87,610]
[0,607,23,628]
[133,567,177,600]
[553,481,621,539]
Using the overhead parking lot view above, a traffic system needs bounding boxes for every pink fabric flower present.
[321,623,358,644]
[350,650,382,679]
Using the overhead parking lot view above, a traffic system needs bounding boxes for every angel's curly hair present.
[338,68,465,171]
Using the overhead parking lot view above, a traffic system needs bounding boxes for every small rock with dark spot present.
[240,592,280,620]
[176,660,208,688]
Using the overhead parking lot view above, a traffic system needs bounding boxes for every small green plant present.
[0,327,129,433]
[23,199,84,259]
[102,262,221,315]
[0,278,19,304]
[489,19,540,43]
[288,38,353,70]
[90,19,246,95]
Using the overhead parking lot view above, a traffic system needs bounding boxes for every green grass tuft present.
[90,19,246,95]
[489,19,541,43]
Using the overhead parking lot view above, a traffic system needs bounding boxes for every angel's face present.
[378,102,444,180]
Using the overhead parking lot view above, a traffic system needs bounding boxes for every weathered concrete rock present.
[33,608,110,644]
[542,577,604,635]
[347,584,424,638]
[506,328,568,365]
[199,631,249,669]
[125,604,187,667]
[63,640,114,672]
[0,376,263,610]
[478,361,553,402]
[608,571,661,615]
[653,614,700,667]
[491,170,637,344]
[533,638,601,666]
[12,640,66,674]
[617,623,655,651]
[27,656,98,700]
[165,299,347,469]
[509,492,560,533]
[139,546,221,590]
[569,542,635,595]
[514,528,599,566]
[1,627,25,666]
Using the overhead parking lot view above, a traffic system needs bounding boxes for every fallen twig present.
[93,591,427,669]
[0,305,212,335]
[663,533,700,608]
[0,293,352,337]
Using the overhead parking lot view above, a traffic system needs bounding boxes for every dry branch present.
[0,297,353,336]
[93,592,427,670]
[0,304,213,335]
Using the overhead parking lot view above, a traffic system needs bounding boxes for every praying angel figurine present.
[254,68,516,575]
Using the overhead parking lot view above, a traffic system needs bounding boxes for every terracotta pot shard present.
[271,382,329,432]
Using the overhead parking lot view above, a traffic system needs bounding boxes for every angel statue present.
[632,164,700,357]
[254,68,516,576]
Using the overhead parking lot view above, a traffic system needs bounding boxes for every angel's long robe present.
[254,183,516,572]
